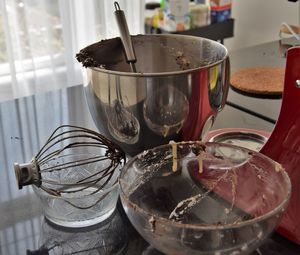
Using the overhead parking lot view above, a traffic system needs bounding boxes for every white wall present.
[225,0,299,51]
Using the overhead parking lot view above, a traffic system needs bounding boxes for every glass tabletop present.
[1,37,300,254]
[0,84,299,255]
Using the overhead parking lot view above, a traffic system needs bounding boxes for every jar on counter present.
[190,2,210,28]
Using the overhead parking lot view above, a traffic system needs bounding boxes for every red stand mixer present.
[260,46,300,244]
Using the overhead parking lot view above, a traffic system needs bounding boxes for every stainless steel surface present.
[114,1,137,72]
[83,34,229,156]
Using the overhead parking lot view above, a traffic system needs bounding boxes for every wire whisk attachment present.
[14,125,126,200]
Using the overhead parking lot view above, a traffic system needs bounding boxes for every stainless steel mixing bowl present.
[78,34,229,156]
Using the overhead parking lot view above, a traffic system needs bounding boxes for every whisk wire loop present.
[36,125,118,152]
[36,131,115,163]
[41,162,119,198]
[40,154,109,172]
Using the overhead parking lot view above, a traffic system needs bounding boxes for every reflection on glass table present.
[27,209,128,255]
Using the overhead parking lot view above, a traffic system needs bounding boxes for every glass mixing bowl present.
[119,142,291,255]
[33,154,121,228]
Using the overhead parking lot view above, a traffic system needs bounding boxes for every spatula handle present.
[114,2,137,64]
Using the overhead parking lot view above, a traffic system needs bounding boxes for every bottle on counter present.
[162,0,191,31]
[145,2,162,33]
[210,0,232,23]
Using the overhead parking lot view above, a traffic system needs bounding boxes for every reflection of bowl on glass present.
[119,142,291,255]
[78,34,230,156]
[34,210,128,255]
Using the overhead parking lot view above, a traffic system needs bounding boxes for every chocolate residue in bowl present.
[175,51,191,70]
[76,52,98,68]
[76,35,224,74]
[76,37,125,69]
